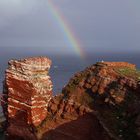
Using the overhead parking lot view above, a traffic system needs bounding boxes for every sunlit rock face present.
[4,57,53,127]
[2,60,140,140]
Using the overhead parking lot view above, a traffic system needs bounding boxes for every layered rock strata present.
[3,57,53,139]
[35,61,140,140]
[62,61,140,140]
[2,59,140,140]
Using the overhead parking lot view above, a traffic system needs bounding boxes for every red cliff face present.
[62,62,140,140]
[2,60,140,140]
[35,62,140,140]
[3,57,53,139]
[63,62,138,105]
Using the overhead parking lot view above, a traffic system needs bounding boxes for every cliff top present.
[8,56,52,66]
[7,57,52,74]
[96,61,136,69]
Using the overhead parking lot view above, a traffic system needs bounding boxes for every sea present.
[0,52,140,94]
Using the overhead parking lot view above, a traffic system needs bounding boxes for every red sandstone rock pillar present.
[3,57,53,138]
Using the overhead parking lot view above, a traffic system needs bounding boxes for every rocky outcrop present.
[63,61,138,104]
[1,59,140,140]
[35,61,140,140]
[62,61,140,140]
[37,95,112,140]
[3,57,53,139]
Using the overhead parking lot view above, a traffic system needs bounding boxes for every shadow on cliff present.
[41,113,110,140]
[6,110,37,140]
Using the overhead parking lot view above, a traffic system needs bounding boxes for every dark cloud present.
[0,0,140,54]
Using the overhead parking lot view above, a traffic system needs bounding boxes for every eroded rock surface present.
[62,62,140,140]
[3,57,53,139]
[2,60,140,140]
[35,62,140,140]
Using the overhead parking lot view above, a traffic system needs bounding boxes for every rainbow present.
[47,0,86,59]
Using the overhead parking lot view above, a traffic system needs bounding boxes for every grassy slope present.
[115,67,140,81]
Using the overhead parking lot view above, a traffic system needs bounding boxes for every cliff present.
[3,57,53,139]
[1,58,140,140]
[62,61,140,140]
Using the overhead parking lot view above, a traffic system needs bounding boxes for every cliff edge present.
[2,58,140,140]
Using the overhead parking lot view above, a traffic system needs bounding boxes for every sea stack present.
[3,57,53,139]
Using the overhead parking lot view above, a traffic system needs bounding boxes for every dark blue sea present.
[0,52,140,94]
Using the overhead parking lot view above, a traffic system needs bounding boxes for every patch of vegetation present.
[115,67,140,81]
[62,70,90,96]
[37,114,54,132]
[100,92,139,140]
[114,103,138,139]
[77,91,94,108]
[61,69,95,108]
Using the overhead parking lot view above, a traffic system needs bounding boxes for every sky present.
[0,0,140,56]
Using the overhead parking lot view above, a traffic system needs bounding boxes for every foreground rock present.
[3,57,53,139]
[2,59,140,140]
[0,104,6,132]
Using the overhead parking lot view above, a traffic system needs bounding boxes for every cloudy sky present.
[0,0,140,55]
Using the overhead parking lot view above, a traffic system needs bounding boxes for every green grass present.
[37,114,54,132]
[115,67,140,81]
[76,91,94,108]
[62,70,90,95]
